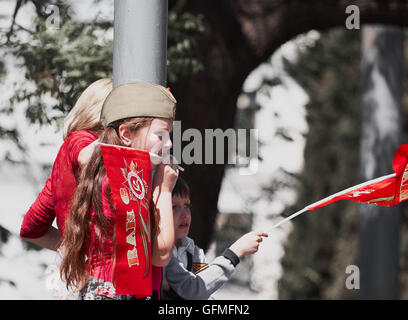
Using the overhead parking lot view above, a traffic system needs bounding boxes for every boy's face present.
[172,194,192,241]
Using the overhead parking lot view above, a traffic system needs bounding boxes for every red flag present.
[100,143,152,297]
[270,144,408,231]
[308,144,408,210]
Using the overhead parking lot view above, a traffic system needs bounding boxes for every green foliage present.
[0,0,204,157]
[7,10,113,126]
[167,0,205,83]
[0,13,8,90]
[0,225,11,244]
[275,28,362,299]
[0,60,5,81]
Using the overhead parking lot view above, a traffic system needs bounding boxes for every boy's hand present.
[229,231,268,259]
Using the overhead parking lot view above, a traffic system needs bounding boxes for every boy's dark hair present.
[172,176,190,198]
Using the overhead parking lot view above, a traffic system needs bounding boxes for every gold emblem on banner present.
[120,160,151,277]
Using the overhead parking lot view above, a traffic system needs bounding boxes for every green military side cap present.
[100,82,176,126]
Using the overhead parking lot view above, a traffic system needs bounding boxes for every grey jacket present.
[164,237,237,300]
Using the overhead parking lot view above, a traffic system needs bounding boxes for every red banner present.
[308,144,408,210]
[100,143,152,297]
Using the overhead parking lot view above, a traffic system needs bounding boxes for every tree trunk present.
[359,25,404,299]
[170,0,408,250]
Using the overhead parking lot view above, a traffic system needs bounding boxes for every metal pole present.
[113,0,168,88]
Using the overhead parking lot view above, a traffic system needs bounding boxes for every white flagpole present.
[267,172,396,234]
[268,207,309,231]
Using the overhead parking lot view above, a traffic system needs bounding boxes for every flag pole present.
[113,0,168,88]
[268,207,309,231]
[267,172,396,234]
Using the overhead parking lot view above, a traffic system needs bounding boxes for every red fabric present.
[20,130,97,238]
[308,144,408,210]
[90,233,161,296]
[100,143,152,297]
[20,133,163,298]
[88,178,162,298]
[20,176,56,238]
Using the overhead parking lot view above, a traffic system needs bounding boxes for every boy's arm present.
[165,250,239,300]
[165,231,268,300]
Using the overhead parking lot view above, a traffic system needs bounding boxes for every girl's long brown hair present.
[60,117,157,291]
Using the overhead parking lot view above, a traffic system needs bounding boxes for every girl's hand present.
[78,140,99,167]
[229,231,268,259]
[152,154,179,193]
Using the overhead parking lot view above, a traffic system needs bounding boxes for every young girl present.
[59,82,179,300]
[20,78,112,250]
[162,177,268,300]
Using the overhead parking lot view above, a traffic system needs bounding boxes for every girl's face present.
[172,194,192,241]
[131,118,173,154]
